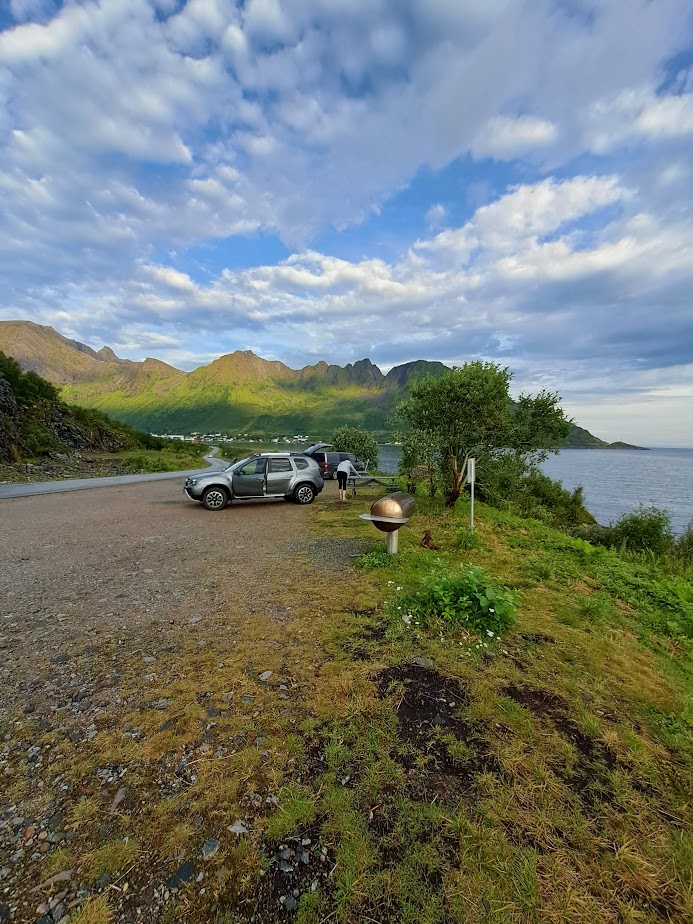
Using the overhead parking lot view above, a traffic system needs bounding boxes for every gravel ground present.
[0,477,375,923]
[0,478,354,711]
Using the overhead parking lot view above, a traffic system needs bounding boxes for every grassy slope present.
[295,501,692,924]
[62,374,603,447]
[4,496,690,923]
[62,376,399,439]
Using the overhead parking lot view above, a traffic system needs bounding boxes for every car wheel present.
[202,486,229,511]
[294,483,316,505]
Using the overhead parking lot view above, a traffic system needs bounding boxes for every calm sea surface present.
[377,445,693,535]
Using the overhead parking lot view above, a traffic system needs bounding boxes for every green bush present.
[355,549,391,570]
[23,422,55,456]
[478,459,593,528]
[611,505,675,555]
[520,470,592,526]
[454,527,481,551]
[0,351,59,405]
[675,521,693,564]
[395,566,517,635]
[570,523,617,548]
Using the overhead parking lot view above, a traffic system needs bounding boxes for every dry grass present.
[70,895,113,924]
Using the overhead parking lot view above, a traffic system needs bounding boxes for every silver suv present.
[184,453,324,511]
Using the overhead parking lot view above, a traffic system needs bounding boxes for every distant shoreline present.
[583,442,649,450]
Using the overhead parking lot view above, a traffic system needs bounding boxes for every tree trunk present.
[445,453,467,506]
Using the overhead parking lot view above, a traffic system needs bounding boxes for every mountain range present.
[0,320,618,446]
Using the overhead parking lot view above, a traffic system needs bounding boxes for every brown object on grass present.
[421,530,438,550]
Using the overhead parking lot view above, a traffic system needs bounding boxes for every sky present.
[1,1,692,446]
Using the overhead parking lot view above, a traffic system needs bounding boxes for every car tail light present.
[323,460,328,472]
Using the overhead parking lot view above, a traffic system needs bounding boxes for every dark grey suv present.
[184,453,324,511]
[303,443,366,479]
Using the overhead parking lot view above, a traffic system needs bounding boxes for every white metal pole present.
[468,457,475,532]
[386,531,399,554]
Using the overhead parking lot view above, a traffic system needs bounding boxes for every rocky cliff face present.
[0,359,148,464]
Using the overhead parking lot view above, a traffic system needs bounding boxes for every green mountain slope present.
[561,423,608,448]
[0,321,633,446]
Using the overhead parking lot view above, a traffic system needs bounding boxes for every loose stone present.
[167,859,196,890]
[201,838,219,860]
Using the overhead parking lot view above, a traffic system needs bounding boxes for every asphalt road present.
[0,447,225,500]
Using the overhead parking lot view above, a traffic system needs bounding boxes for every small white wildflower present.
[487,630,494,637]
[489,607,495,613]
[396,586,402,591]
[402,614,412,625]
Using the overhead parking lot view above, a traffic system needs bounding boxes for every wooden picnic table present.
[347,474,398,496]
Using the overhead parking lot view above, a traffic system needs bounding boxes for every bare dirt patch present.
[375,663,501,803]
[249,827,332,921]
[503,684,619,809]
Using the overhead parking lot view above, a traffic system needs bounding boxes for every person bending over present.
[336,458,360,501]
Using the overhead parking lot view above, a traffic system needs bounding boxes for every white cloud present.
[635,92,693,138]
[418,176,626,259]
[425,203,447,229]
[585,85,693,152]
[472,115,558,160]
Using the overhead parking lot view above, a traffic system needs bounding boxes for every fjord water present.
[541,448,693,535]
[378,446,693,535]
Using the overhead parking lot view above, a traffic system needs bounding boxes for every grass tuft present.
[70,895,112,924]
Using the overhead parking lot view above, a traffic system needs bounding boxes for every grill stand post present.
[386,531,399,555]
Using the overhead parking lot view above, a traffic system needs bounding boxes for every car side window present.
[238,459,266,476]
[269,459,292,473]
[295,458,309,470]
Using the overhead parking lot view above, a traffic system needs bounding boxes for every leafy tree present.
[394,428,438,496]
[397,361,570,506]
[331,425,379,470]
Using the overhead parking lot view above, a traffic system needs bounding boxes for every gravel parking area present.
[0,477,380,923]
[0,479,343,710]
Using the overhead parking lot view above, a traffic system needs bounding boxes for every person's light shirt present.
[336,459,359,476]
